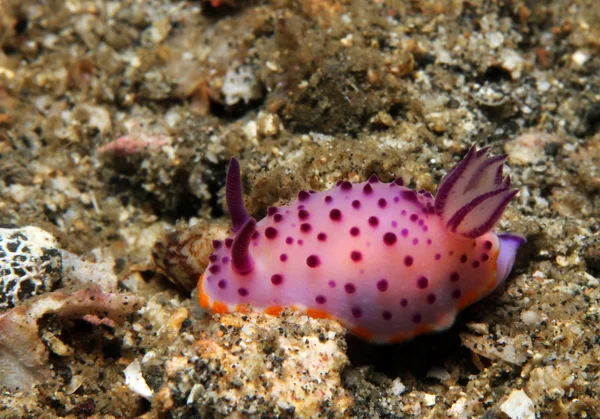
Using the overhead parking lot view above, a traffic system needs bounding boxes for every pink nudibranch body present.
[198,146,525,343]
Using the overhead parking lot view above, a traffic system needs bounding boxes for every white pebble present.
[521,310,543,325]
[500,389,535,419]
[390,378,406,396]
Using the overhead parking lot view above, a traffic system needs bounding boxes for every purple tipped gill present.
[434,145,519,239]
[463,154,507,192]
[496,233,526,285]
[231,217,256,275]
[226,157,250,233]
[434,144,477,216]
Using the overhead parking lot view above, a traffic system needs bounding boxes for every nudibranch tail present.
[226,157,250,233]
[231,217,256,275]
[496,233,527,285]
[434,145,519,239]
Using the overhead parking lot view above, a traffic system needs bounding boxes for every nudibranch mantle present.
[198,146,525,343]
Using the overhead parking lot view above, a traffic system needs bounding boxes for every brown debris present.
[0,287,140,391]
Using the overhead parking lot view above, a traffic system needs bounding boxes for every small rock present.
[0,226,62,310]
[426,366,451,381]
[505,132,562,166]
[124,359,154,399]
[499,49,525,80]
[222,64,263,106]
[465,322,489,335]
[423,393,436,406]
[521,310,543,326]
[499,389,535,419]
[390,378,406,396]
[571,49,590,67]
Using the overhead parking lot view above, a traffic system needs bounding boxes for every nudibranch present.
[197,146,525,343]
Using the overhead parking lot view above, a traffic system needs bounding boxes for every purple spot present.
[315,295,327,304]
[271,274,283,285]
[307,255,320,268]
[472,261,480,268]
[482,254,489,262]
[350,227,360,237]
[225,238,233,248]
[404,255,414,267]
[363,184,373,194]
[401,190,418,202]
[344,283,356,294]
[394,177,404,186]
[423,226,429,232]
[400,298,408,308]
[377,279,389,292]
[213,240,223,249]
[401,228,409,237]
[298,190,310,201]
[350,251,362,262]
[426,238,432,245]
[218,279,227,289]
[300,223,312,233]
[368,216,379,227]
[452,289,462,299]
[328,280,336,288]
[368,174,379,183]
[267,206,278,216]
[393,196,400,203]
[450,272,460,282]
[434,253,441,261]
[412,313,422,324]
[341,181,352,191]
[280,253,288,262]
[460,254,467,263]
[209,265,220,274]
[484,240,493,250]
[382,311,392,321]
[274,214,283,223]
[351,307,363,318]
[417,276,429,289]
[298,209,309,220]
[352,200,361,209]
[286,236,294,245]
[392,221,398,228]
[221,256,230,264]
[401,210,407,216]
[383,232,397,245]
[298,204,305,210]
[409,214,419,222]
[298,239,304,245]
[378,198,387,208]
[418,219,424,226]
[330,208,342,221]
[426,294,436,304]
[325,195,333,204]
[238,288,249,297]
[317,232,327,241]
[265,227,278,239]
[209,254,218,263]
[449,251,455,256]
